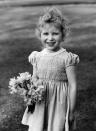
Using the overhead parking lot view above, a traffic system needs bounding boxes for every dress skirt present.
[22,80,69,131]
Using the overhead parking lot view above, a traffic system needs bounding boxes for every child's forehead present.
[41,23,61,31]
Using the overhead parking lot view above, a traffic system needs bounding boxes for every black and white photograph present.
[0,0,96,131]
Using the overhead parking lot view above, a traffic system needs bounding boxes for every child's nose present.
[48,34,53,40]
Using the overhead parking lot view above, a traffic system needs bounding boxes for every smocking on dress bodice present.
[31,48,79,82]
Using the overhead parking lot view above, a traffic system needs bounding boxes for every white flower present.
[9,88,17,94]
[9,77,17,86]
[8,77,18,94]
[18,72,32,81]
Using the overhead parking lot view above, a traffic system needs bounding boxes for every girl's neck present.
[45,47,61,53]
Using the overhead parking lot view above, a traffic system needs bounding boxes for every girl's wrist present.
[69,112,74,120]
[69,111,77,130]
[69,110,75,121]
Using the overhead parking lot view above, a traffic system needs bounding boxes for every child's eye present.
[52,32,59,35]
[43,32,48,35]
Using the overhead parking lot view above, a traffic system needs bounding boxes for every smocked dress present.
[22,48,79,131]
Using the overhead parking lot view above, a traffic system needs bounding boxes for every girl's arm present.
[66,65,77,119]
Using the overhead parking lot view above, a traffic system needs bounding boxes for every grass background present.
[0,3,96,131]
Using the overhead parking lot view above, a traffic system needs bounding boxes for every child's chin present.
[47,47,55,51]
[46,45,56,49]
[47,46,60,52]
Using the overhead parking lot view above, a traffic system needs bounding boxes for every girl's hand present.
[69,112,76,130]
[69,112,74,121]
[27,103,35,113]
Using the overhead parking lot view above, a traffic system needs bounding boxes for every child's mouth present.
[46,42,55,46]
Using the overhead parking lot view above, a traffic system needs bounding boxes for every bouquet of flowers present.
[8,72,45,106]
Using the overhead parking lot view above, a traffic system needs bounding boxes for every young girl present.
[22,7,79,131]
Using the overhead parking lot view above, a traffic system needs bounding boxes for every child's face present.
[40,23,63,51]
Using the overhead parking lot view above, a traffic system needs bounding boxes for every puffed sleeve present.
[28,51,38,65]
[64,52,80,68]
[28,51,39,78]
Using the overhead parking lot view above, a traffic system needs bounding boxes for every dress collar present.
[41,48,66,56]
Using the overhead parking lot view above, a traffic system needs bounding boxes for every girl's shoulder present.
[62,49,80,68]
[29,50,46,61]
[30,50,41,58]
[63,49,79,57]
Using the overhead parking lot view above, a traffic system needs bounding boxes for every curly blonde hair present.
[35,7,70,41]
